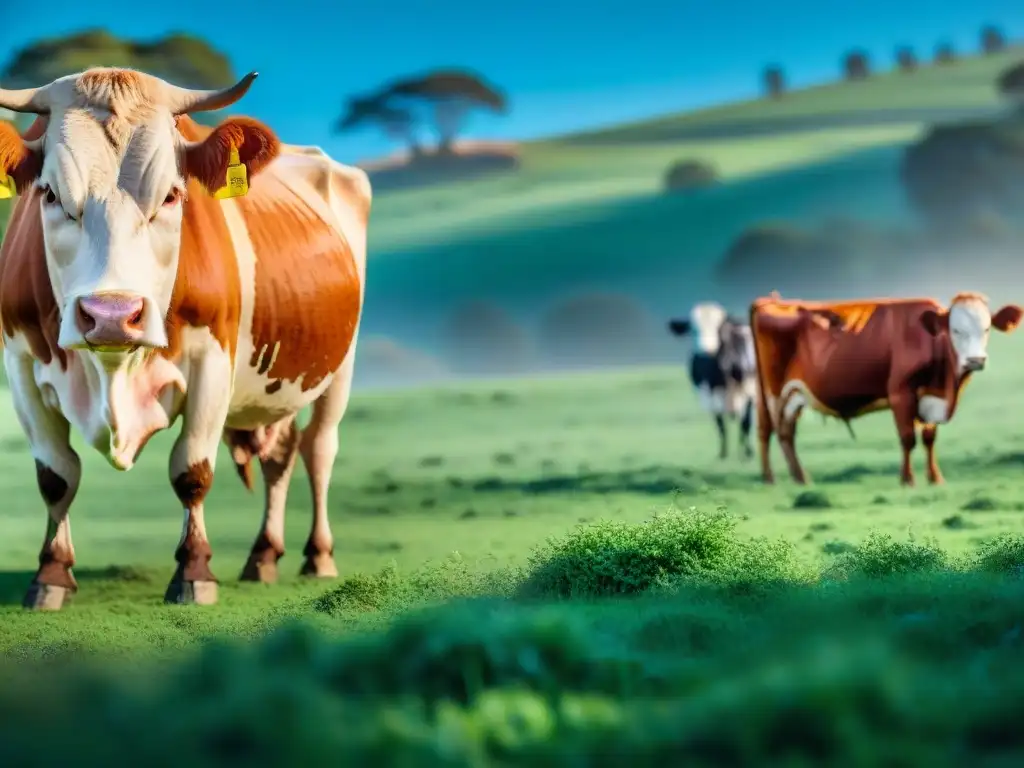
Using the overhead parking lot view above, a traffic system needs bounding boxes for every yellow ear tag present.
[0,173,15,200]
[212,145,248,199]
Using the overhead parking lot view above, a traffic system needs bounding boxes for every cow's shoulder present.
[0,187,64,368]
[234,149,364,393]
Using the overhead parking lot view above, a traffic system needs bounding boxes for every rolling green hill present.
[359,48,1022,352]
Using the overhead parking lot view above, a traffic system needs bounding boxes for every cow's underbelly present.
[225,357,337,431]
[768,377,889,426]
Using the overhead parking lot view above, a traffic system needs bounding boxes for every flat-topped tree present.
[385,69,508,155]
[334,93,425,159]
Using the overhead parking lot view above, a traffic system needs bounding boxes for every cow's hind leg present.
[921,424,943,485]
[239,416,301,583]
[739,397,754,460]
[298,369,355,578]
[164,352,232,605]
[6,352,82,611]
[778,399,809,484]
[714,413,727,459]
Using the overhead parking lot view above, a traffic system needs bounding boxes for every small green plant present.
[826,532,947,579]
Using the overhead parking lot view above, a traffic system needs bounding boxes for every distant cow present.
[668,302,757,459]
[750,292,1023,486]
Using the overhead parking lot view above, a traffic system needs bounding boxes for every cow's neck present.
[926,333,971,418]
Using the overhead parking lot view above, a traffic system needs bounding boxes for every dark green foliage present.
[901,115,1024,234]
[2,30,235,89]
[793,490,831,509]
[662,159,717,192]
[825,532,948,579]
[520,508,807,598]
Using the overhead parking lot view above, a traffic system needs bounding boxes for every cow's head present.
[667,302,727,354]
[0,68,280,361]
[921,293,1024,374]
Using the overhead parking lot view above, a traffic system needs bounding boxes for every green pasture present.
[2,332,1024,761]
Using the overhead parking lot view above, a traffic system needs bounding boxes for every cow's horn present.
[0,84,49,114]
[164,72,259,115]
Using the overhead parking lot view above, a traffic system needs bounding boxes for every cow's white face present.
[40,108,184,355]
[0,67,278,365]
[689,302,727,355]
[921,294,1024,375]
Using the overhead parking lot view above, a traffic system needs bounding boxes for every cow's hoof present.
[22,582,72,611]
[240,557,279,584]
[164,579,218,605]
[928,475,945,486]
[300,554,338,579]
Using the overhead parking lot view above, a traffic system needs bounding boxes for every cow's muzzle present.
[73,292,148,351]
[964,356,987,372]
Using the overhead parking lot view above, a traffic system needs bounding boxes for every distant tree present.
[386,70,508,155]
[896,46,918,72]
[997,61,1024,104]
[843,50,870,81]
[441,301,533,375]
[935,42,957,65]
[762,65,785,98]
[334,94,425,159]
[663,159,717,193]
[981,25,1007,54]
[1,30,238,125]
[353,336,449,389]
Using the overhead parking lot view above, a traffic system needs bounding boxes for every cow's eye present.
[42,185,57,206]
[163,188,183,207]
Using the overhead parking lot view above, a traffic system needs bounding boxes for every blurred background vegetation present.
[3,26,1024,388]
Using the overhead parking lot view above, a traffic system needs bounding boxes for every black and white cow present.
[668,301,758,459]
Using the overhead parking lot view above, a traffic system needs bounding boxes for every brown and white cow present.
[0,68,371,609]
[750,292,1023,487]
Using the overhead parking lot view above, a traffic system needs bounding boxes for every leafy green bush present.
[520,507,806,598]
[825,532,948,580]
[973,534,1024,574]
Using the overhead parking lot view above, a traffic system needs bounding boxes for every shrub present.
[662,159,717,193]
[825,533,948,580]
[441,301,535,375]
[935,42,957,65]
[895,46,917,72]
[973,534,1024,574]
[537,292,667,368]
[793,490,831,510]
[521,507,805,598]
[981,25,1005,55]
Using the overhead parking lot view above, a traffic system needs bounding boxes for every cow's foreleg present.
[239,415,301,583]
[164,353,231,605]
[890,394,917,487]
[921,425,943,485]
[5,351,83,611]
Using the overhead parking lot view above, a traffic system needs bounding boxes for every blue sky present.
[1,0,1021,164]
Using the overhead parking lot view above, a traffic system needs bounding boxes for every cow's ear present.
[920,309,948,336]
[0,120,43,192]
[183,117,281,194]
[667,319,691,336]
[991,304,1024,333]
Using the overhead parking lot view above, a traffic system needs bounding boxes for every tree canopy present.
[335,69,508,157]
[1,30,238,125]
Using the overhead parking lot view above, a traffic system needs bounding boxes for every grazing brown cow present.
[0,68,371,609]
[750,292,1023,486]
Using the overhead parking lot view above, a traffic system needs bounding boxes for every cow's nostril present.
[75,300,97,334]
[127,307,144,329]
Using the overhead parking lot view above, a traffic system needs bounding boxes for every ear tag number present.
[0,173,15,200]
[213,145,249,199]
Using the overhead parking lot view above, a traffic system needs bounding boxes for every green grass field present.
[3,332,1024,762]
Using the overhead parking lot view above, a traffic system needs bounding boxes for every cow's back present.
[750,295,942,418]
[224,145,370,427]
